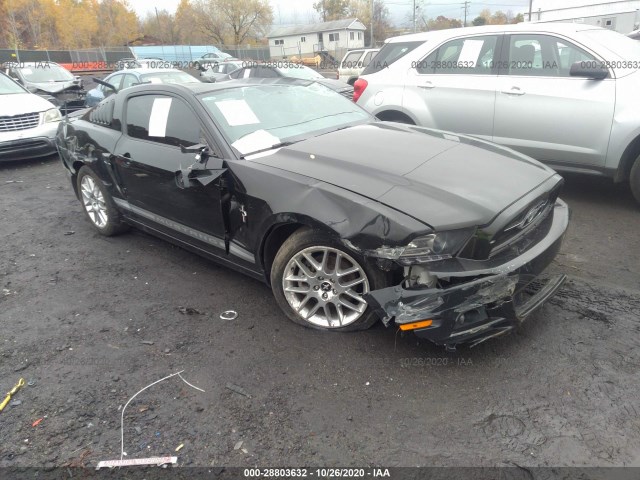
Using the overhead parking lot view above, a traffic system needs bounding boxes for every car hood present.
[250,123,558,229]
[0,92,56,115]
[28,81,79,94]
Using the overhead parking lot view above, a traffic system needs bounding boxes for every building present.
[267,18,366,61]
[527,0,640,34]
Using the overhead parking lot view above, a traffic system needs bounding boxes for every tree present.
[141,9,179,44]
[313,0,349,22]
[511,13,525,24]
[53,0,99,49]
[347,0,390,46]
[95,0,139,46]
[196,0,272,45]
[426,15,462,31]
[175,0,208,44]
[472,16,486,26]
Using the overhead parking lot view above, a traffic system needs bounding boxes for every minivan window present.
[342,51,363,68]
[362,41,422,74]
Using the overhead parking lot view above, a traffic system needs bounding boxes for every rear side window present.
[416,36,499,75]
[362,41,422,74]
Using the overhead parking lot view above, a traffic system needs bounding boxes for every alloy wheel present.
[80,175,108,228]
[282,246,370,328]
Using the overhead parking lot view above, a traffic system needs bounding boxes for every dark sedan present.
[223,63,353,99]
[55,78,568,349]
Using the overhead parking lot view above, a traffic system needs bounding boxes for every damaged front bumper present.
[364,199,569,348]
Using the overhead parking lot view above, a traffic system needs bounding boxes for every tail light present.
[353,78,368,103]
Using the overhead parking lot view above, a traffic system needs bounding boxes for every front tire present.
[630,156,640,205]
[77,166,129,236]
[270,228,387,332]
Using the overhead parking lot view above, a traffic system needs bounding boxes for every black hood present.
[250,123,558,230]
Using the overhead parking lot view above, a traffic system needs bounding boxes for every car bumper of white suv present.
[0,121,59,161]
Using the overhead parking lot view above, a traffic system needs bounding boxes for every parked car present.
[224,63,353,99]
[85,68,200,107]
[355,23,640,203]
[0,71,61,161]
[200,61,243,83]
[56,78,568,349]
[114,58,141,70]
[338,48,379,85]
[3,61,85,114]
[194,51,236,71]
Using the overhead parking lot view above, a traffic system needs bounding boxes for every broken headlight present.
[374,229,473,265]
[43,108,62,124]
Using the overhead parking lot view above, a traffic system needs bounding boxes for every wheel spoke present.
[340,276,366,289]
[305,302,322,320]
[296,294,313,312]
[302,252,322,271]
[337,265,359,277]
[294,258,315,279]
[284,284,309,294]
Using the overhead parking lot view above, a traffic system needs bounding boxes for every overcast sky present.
[127,0,531,29]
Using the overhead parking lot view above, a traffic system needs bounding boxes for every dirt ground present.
[0,155,639,473]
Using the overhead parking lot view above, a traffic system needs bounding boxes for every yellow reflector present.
[398,319,433,331]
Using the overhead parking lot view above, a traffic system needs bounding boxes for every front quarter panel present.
[225,160,431,273]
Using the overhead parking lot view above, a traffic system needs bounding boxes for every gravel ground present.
[0,156,639,473]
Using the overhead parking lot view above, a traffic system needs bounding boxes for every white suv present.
[355,23,640,203]
[338,48,379,85]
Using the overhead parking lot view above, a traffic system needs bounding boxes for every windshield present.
[139,71,198,84]
[18,63,74,82]
[278,65,324,80]
[0,74,26,94]
[200,83,371,156]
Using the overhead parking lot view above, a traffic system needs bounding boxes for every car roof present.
[386,22,609,43]
[123,77,319,96]
[110,67,186,75]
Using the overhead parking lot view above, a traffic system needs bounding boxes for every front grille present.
[0,138,49,153]
[0,112,40,132]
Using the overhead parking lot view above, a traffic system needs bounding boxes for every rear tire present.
[270,228,388,332]
[630,156,640,205]
[77,166,129,236]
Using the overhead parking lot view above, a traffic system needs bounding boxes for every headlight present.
[43,108,62,123]
[373,229,474,265]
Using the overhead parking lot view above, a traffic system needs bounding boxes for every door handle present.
[418,81,435,89]
[501,87,525,96]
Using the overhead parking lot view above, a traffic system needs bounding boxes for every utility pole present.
[528,0,533,21]
[371,0,374,47]
[463,1,470,27]
[413,0,416,33]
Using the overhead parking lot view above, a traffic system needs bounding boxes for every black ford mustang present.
[56,78,569,350]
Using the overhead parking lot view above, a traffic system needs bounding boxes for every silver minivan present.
[355,24,640,203]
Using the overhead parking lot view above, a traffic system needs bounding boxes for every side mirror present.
[569,61,608,79]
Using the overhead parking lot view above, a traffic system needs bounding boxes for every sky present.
[127,0,532,29]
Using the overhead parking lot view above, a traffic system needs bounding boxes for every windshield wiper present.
[240,141,298,159]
